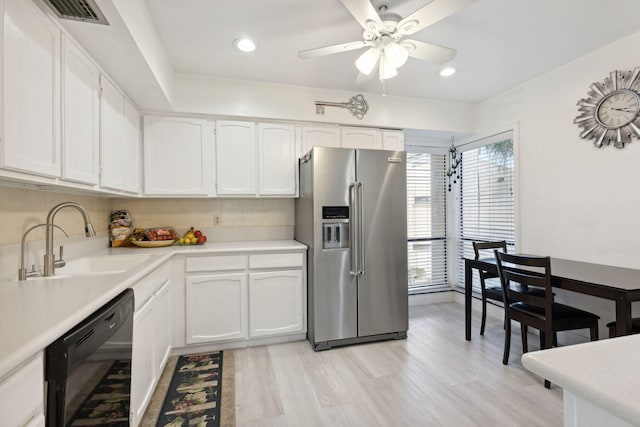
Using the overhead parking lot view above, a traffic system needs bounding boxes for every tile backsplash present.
[0,186,112,246]
[0,186,295,278]
[112,198,295,241]
[0,185,295,247]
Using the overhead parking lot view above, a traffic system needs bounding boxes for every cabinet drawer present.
[249,253,304,269]
[133,263,171,311]
[0,353,44,427]
[186,255,248,272]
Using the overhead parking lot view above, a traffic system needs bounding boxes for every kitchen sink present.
[59,254,154,275]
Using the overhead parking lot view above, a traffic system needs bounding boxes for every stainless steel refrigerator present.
[295,147,408,351]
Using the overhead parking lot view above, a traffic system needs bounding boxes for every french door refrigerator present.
[295,147,408,351]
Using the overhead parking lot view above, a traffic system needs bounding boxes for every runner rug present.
[154,351,225,427]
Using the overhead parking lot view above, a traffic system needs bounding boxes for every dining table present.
[464,256,640,340]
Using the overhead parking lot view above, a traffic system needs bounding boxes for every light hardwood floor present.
[234,301,564,426]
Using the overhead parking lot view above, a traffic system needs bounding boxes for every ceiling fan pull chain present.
[314,94,369,120]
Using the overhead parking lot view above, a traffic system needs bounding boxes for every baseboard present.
[409,290,456,306]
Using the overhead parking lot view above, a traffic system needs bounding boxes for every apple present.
[194,230,203,238]
[198,235,207,244]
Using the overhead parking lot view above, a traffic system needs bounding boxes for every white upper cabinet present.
[215,120,256,195]
[1,0,60,177]
[143,115,212,196]
[341,127,382,149]
[382,130,404,151]
[99,76,126,191]
[258,123,296,196]
[123,100,141,194]
[301,125,340,154]
[61,35,99,185]
[100,77,141,194]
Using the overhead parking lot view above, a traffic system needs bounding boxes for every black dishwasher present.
[45,289,134,427]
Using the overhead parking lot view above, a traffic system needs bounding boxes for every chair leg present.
[544,379,551,389]
[539,331,545,350]
[553,332,558,347]
[590,325,599,341]
[480,283,487,335]
[521,325,528,353]
[503,318,511,365]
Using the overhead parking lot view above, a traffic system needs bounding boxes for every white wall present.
[476,30,640,270]
[170,73,476,133]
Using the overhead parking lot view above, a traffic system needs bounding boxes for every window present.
[406,152,447,292]
[457,136,515,291]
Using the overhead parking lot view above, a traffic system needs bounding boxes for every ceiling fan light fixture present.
[234,37,256,53]
[379,56,397,81]
[356,47,380,75]
[384,42,408,68]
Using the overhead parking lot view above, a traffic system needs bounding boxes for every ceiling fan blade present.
[398,0,477,36]
[298,41,368,59]
[402,40,456,65]
[340,0,382,32]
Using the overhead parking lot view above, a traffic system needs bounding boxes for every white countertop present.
[0,240,306,380]
[521,334,640,425]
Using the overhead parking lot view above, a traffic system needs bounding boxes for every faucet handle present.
[54,245,66,269]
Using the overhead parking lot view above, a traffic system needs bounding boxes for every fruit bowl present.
[131,239,176,248]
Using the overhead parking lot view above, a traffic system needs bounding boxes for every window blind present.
[406,152,447,291]
[457,139,515,291]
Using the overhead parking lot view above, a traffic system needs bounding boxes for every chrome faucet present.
[43,202,96,277]
[18,223,69,280]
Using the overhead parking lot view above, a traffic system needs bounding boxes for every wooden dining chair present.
[472,241,508,335]
[494,251,599,388]
[606,318,640,338]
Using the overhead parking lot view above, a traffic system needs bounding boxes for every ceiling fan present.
[298,0,477,81]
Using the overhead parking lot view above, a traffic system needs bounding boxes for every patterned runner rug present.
[153,351,227,427]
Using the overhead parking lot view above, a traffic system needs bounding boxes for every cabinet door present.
[123,99,141,194]
[341,127,382,149]
[382,130,404,151]
[131,296,156,426]
[0,353,44,427]
[2,0,60,177]
[301,125,340,154]
[100,76,125,191]
[154,280,171,373]
[258,123,296,196]
[215,121,256,195]
[143,116,211,195]
[249,270,303,337]
[186,273,247,343]
[61,35,99,185]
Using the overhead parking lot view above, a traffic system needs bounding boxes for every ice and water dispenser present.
[322,206,349,249]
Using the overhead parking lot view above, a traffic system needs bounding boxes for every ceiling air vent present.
[42,0,109,25]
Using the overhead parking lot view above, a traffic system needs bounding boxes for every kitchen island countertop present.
[0,240,306,380]
[522,334,640,426]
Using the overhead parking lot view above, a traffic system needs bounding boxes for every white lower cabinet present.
[131,295,156,426]
[131,274,171,427]
[249,270,303,337]
[0,352,44,427]
[186,273,248,344]
[184,250,306,346]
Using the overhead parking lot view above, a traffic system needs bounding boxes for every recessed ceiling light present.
[440,66,456,77]
[234,37,256,53]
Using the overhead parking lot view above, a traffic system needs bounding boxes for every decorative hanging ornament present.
[446,136,460,191]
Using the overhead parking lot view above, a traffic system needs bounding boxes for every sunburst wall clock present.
[574,67,640,149]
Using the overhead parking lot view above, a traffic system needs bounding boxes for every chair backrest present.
[494,251,552,313]
[472,241,507,260]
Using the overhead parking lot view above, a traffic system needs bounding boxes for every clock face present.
[595,89,640,129]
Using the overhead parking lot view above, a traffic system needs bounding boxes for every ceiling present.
[137,0,640,104]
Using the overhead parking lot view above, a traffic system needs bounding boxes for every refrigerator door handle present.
[349,182,358,276]
[357,182,365,276]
